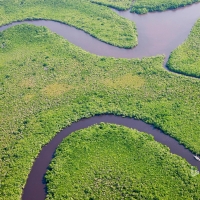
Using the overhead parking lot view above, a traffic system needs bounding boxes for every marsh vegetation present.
[167,19,200,78]
[87,0,200,14]
[89,0,133,10]
[0,0,137,48]
[0,24,200,199]
[46,123,200,199]
[1,0,200,199]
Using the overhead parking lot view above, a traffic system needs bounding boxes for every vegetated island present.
[88,0,200,14]
[45,123,200,199]
[167,18,200,78]
[0,0,137,48]
[0,24,200,199]
[131,0,200,14]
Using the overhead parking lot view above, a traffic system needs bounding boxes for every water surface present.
[1,3,200,63]
[22,115,200,200]
[1,3,200,200]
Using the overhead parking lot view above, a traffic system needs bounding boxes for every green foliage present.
[46,123,200,199]
[0,0,137,48]
[131,0,200,14]
[1,24,200,199]
[89,0,133,10]
[167,19,200,78]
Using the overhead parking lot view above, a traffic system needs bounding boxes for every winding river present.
[22,115,200,200]
[1,2,200,200]
[1,2,200,64]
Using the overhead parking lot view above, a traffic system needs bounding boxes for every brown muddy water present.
[0,3,200,200]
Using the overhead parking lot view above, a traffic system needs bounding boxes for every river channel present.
[1,3,200,200]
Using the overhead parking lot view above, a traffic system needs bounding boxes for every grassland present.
[167,19,200,78]
[89,0,133,10]
[0,24,200,199]
[46,123,200,199]
[131,0,200,14]
[0,0,137,48]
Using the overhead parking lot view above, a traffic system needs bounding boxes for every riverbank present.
[22,116,200,200]
[0,0,137,48]
[0,24,200,199]
[45,123,200,199]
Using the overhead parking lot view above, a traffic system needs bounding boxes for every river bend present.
[22,115,200,200]
[0,3,200,200]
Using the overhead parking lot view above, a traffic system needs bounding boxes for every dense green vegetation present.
[87,0,200,13]
[89,0,132,10]
[0,0,137,48]
[0,24,200,199]
[46,123,200,199]
[131,0,200,14]
[167,19,200,78]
